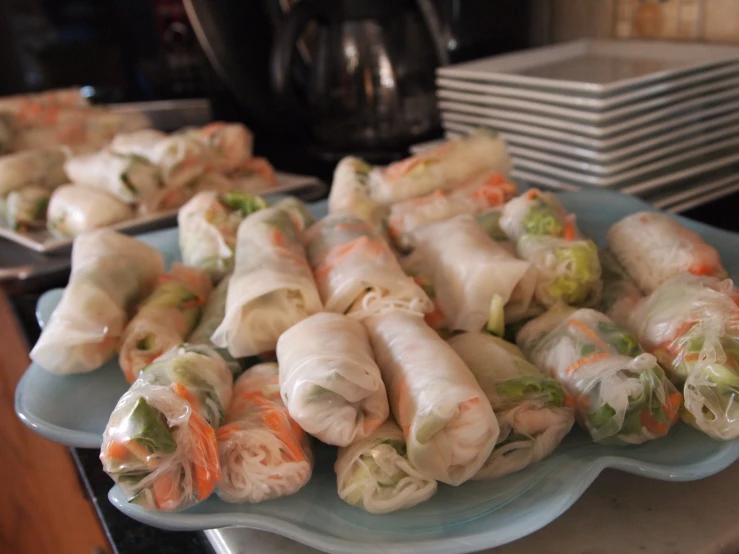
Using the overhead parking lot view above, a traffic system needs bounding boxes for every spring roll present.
[119,264,212,383]
[336,420,437,514]
[607,211,727,294]
[388,172,517,250]
[47,184,134,237]
[100,344,232,512]
[501,189,602,307]
[187,275,238,371]
[517,306,682,445]
[277,312,388,445]
[327,156,388,235]
[63,150,162,208]
[228,157,278,193]
[404,215,538,333]
[448,332,574,479]
[30,229,164,374]
[148,133,212,189]
[2,185,50,230]
[211,202,322,357]
[363,311,499,485]
[305,213,432,317]
[217,363,313,503]
[0,148,68,196]
[198,122,253,172]
[368,129,511,204]
[109,129,169,159]
[178,190,268,282]
[628,274,739,440]
[598,248,643,329]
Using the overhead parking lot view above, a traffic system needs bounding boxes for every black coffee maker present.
[185,0,530,179]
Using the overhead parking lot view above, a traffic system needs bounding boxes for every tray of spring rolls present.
[14,130,739,554]
[0,89,325,254]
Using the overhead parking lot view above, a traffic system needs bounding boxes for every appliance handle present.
[270,0,326,111]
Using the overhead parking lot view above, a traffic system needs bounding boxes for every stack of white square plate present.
[436,39,739,210]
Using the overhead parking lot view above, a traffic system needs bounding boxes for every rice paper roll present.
[188,275,239,370]
[178,190,268,282]
[270,196,315,232]
[501,189,602,307]
[47,184,133,237]
[0,148,68,196]
[336,420,437,514]
[217,363,312,503]
[119,264,211,383]
[363,311,499,485]
[277,312,389,446]
[100,344,232,512]
[211,203,322,357]
[388,171,517,250]
[517,306,682,445]
[2,185,50,230]
[607,211,727,294]
[368,129,511,204]
[597,248,643,329]
[327,156,388,235]
[405,215,538,332]
[228,157,278,193]
[448,333,574,479]
[198,122,253,172]
[63,150,162,208]
[30,229,164,374]
[628,274,739,440]
[148,133,212,189]
[109,129,169,159]
[305,214,432,317]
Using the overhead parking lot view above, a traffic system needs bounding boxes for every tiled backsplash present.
[547,0,739,43]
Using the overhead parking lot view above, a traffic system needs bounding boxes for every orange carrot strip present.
[188,412,220,500]
[640,410,669,436]
[172,382,202,415]
[664,392,683,422]
[565,352,610,375]
[152,469,183,510]
[567,320,609,351]
[104,441,130,461]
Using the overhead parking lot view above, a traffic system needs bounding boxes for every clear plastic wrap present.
[100,344,232,512]
[363,311,499,485]
[30,229,164,374]
[597,248,643,329]
[335,420,437,514]
[387,171,517,249]
[448,332,574,479]
[178,190,268,282]
[607,211,727,294]
[517,306,682,444]
[217,363,313,503]
[500,190,602,307]
[47,184,133,237]
[628,274,739,439]
[277,312,389,446]
[304,214,432,318]
[327,156,388,235]
[404,215,538,331]
[119,264,212,382]
[2,185,51,230]
[0,148,68,196]
[211,204,322,357]
[368,129,511,204]
[63,150,162,208]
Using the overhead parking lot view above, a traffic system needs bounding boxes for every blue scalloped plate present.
[15,190,739,553]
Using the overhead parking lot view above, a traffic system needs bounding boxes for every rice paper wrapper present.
[0,148,68,196]
[211,205,322,357]
[607,211,727,294]
[335,420,437,514]
[363,311,499,485]
[406,215,538,330]
[517,306,681,445]
[30,229,164,373]
[327,156,388,235]
[3,185,51,229]
[368,130,511,204]
[47,184,133,237]
[277,312,388,446]
[217,363,313,503]
[304,213,432,318]
[100,344,232,512]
